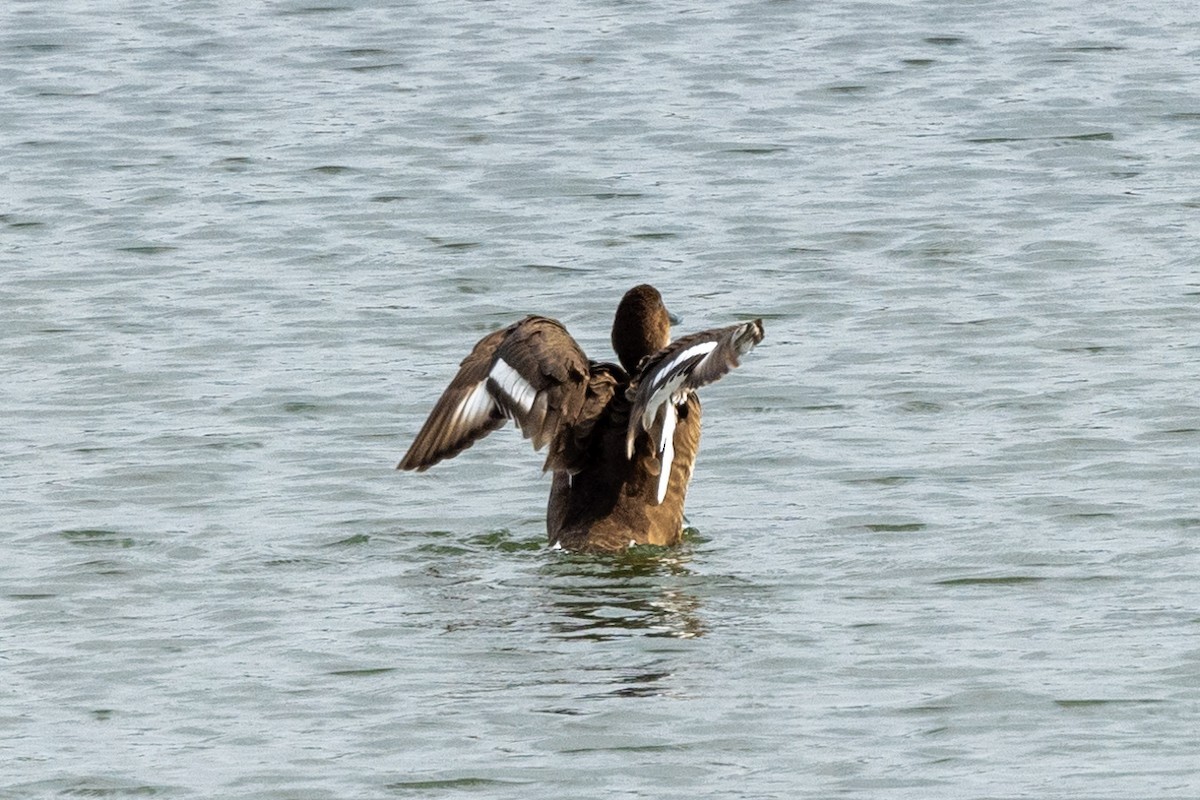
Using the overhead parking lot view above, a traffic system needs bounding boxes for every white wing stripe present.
[489,358,537,416]
[454,380,494,429]
[655,404,677,504]
[648,340,718,391]
[640,374,685,432]
[638,340,720,435]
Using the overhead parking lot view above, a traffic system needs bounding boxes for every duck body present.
[547,382,702,551]
[398,285,763,553]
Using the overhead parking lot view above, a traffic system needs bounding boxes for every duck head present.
[611,284,673,373]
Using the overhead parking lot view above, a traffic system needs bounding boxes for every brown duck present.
[398,285,764,552]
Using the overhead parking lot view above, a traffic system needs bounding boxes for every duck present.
[397,284,764,552]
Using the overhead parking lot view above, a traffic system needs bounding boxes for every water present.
[3,0,1198,797]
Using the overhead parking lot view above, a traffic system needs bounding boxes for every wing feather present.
[398,316,591,472]
[625,319,765,460]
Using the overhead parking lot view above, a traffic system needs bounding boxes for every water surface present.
[3,1,1198,797]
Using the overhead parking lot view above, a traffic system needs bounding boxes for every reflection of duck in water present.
[399,285,764,552]
[542,550,706,641]
[540,551,705,642]
[558,585,705,643]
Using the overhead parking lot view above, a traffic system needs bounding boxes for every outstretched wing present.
[624,319,765,502]
[398,316,591,472]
